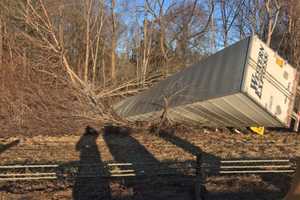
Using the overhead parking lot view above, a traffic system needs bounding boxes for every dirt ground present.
[0,127,299,200]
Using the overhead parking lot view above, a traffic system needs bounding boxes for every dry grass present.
[0,59,104,136]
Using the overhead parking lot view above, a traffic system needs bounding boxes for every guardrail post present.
[294,112,300,132]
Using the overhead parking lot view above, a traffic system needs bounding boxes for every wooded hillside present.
[0,0,299,135]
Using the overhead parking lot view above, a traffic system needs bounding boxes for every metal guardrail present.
[0,156,297,200]
[195,154,297,200]
[0,161,195,181]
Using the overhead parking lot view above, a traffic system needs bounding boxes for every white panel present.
[242,36,298,125]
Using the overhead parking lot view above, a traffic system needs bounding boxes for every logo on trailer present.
[250,46,268,98]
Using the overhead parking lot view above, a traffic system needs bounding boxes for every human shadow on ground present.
[0,139,20,155]
[72,126,111,200]
[154,128,218,163]
[103,125,193,200]
[103,125,160,169]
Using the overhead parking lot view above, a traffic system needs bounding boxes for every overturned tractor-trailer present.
[114,35,299,128]
[114,35,300,200]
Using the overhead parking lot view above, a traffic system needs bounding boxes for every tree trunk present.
[209,0,216,53]
[266,18,273,46]
[111,0,117,81]
[159,21,168,74]
[92,1,104,87]
[265,0,280,46]
[84,0,92,83]
[102,46,106,87]
[0,16,3,66]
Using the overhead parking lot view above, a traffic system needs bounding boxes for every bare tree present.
[92,0,105,86]
[264,0,281,46]
[0,14,3,66]
[145,0,172,71]
[219,0,244,47]
[168,0,215,63]
[281,0,300,68]
[111,0,117,81]
[84,0,93,83]
[139,1,153,86]
[208,0,217,53]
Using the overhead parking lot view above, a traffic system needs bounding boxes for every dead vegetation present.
[0,0,161,136]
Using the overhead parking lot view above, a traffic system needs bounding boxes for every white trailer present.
[114,35,299,127]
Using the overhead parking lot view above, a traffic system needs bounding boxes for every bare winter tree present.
[0,14,3,66]
[145,0,173,73]
[92,1,105,86]
[219,0,245,47]
[208,0,217,53]
[111,0,117,82]
[83,0,92,83]
[264,0,281,46]
[166,0,215,65]
[278,0,300,68]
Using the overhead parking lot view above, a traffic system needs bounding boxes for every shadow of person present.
[155,128,219,163]
[0,139,20,155]
[73,126,111,200]
[103,125,192,200]
[103,125,161,177]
